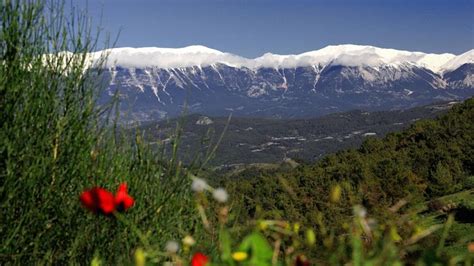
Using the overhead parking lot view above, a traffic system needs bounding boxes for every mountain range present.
[94,44,474,121]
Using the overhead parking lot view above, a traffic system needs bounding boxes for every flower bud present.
[134,248,145,266]
[191,178,208,193]
[212,188,228,203]
[232,251,248,261]
[165,240,179,254]
[305,229,316,246]
[183,235,196,247]
[330,184,342,203]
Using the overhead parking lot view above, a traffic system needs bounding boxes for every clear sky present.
[71,0,474,57]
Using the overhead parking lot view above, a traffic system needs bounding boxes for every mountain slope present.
[95,45,474,121]
[94,44,461,71]
[223,98,474,263]
[138,101,459,166]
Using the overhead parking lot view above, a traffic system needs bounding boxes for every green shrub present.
[1,1,202,264]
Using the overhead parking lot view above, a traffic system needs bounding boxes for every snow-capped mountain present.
[94,44,474,121]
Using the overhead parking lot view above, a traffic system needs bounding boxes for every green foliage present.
[1,1,473,265]
[237,232,273,265]
[224,98,474,262]
[1,1,201,264]
[136,189,472,265]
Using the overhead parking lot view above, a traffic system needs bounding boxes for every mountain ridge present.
[91,44,473,73]
[94,44,474,121]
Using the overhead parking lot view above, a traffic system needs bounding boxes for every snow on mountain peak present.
[294,44,456,72]
[92,44,471,73]
[94,45,246,68]
[247,44,458,71]
[440,49,474,72]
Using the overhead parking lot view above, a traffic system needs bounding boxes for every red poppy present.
[295,255,310,266]
[191,252,209,266]
[80,187,115,215]
[115,183,134,212]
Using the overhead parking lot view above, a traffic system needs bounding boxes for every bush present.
[1,1,201,264]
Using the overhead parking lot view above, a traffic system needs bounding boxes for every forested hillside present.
[222,98,474,262]
[227,97,473,218]
[139,101,457,166]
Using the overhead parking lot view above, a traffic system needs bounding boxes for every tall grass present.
[1,1,203,264]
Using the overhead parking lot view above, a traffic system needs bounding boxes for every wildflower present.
[295,255,310,266]
[80,187,115,215]
[329,184,341,203]
[353,205,367,218]
[191,178,208,192]
[80,183,135,216]
[293,222,300,233]
[390,227,402,242]
[367,218,377,230]
[218,206,229,224]
[182,235,196,247]
[468,242,474,253]
[191,252,208,266]
[305,229,316,246]
[232,251,248,261]
[90,149,98,161]
[165,240,179,254]
[115,183,134,212]
[258,220,268,231]
[212,188,228,203]
[91,256,102,266]
[134,248,145,266]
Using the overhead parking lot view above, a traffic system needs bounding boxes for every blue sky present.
[71,0,474,57]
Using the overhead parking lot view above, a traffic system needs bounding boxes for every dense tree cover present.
[139,102,451,165]
[225,98,473,227]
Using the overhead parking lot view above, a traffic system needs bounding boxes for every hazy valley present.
[137,101,458,167]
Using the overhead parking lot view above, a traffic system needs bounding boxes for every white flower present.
[191,178,208,192]
[367,218,377,229]
[165,240,179,253]
[353,205,367,218]
[213,188,229,203]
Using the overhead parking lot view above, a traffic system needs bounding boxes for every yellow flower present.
[232,251,248,261]
[305,229,316,246]
[258,220,268,231]
[134,248,145,266]
[182,235,196,246]
[293,222,300,233]
[390,226,402,242]
[330,184,342,203]
[91,256,102,266]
